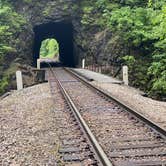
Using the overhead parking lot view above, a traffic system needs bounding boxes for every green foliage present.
[81,5,95,25]
[122,56,136,67]
[40,39,59,59]
[0,2,26,56]
[0,76,9,94]
[104,1,166,99]
[148,54,166,98]
[81,0,166,99]
[43,6,51,16]
[80,0,108,27]
[107,7,155,48]
[122,55,149,89]
[72,4,78,11]
[121,0,148,7]
[43,1,69,17]
[23,0,32,3]
[0,1,26,94]
[63,4,68,10]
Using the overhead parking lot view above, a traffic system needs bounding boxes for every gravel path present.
[0,83,62,165]
[74,69,166,130]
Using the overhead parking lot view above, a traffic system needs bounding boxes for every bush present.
[0,76,9,94]
[0,1,26,94]
[148,54,166,99]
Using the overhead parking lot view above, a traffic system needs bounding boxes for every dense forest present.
[0,0,26,93]
[0,0,166,100]
[80,0,166,100]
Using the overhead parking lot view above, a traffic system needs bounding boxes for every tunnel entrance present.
[33,21,75,67]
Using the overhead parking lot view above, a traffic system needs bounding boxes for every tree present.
[40,38,59,59]
[0,1,26,94]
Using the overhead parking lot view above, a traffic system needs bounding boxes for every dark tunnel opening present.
[33,21,76,67]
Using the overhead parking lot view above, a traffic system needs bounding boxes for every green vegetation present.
[23,0,32,3]
[0,0,26,94]
[81,0,166,99]
[40,39,59,59]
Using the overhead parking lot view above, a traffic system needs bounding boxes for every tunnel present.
[33,21,76,67]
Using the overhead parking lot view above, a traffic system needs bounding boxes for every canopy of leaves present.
[81,0,166,99]
[0,0,26,94]
[0,1,26,57]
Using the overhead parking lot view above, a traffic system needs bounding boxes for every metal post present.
[123,66,129,85]
[16,71,23,90]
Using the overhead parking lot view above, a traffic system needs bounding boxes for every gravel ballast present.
[0,83,61,165]
[74,68,166,130]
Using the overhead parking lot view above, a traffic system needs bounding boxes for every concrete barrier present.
[82,59,85,69]
[123,66,129,85]
[37,59,41,69]
[16,71,23,90]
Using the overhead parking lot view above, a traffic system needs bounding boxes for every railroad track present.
[47,67,166,166]
[47,67,112,166]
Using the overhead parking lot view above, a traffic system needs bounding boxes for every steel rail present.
[65,67,166,139]
[48,66,113,166]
